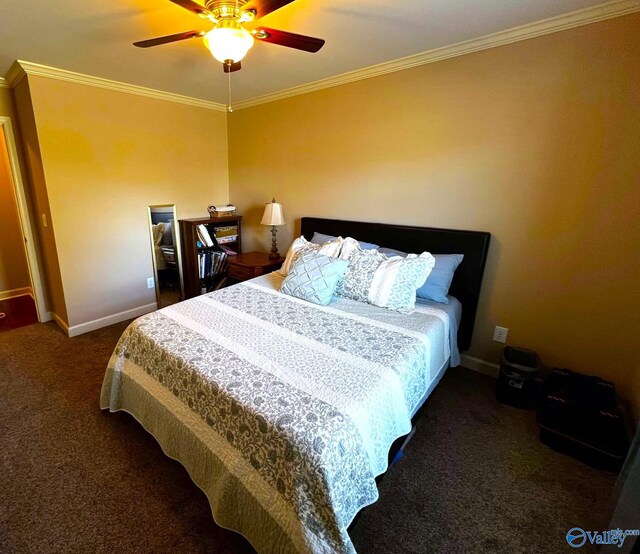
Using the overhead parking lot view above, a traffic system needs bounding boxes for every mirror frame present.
[147,204,184,308]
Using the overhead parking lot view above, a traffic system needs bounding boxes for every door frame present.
[0,116,49,322]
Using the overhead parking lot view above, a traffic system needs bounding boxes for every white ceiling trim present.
[234,0,640,110]
[4,60,228,112]
[1,0,637,111]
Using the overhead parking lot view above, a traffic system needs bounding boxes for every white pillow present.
[368,253,435,312]
[279,236,345,276]
[336,237,361,260]
[337,248,436,313]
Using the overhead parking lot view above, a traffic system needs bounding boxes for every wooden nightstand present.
[227,251,285,283]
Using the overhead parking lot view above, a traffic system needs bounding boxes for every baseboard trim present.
[66,303,157,338]
[49,311,69,334]
[0,287,33,301]
[461,354,500,378]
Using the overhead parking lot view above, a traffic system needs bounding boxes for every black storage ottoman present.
[537,368,629,470]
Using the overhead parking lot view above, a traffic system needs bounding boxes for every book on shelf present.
[213,225,238,238]
[220,245,237,256]
[216,235,237,244]
[196,224,216,247]
[197,250,228,280]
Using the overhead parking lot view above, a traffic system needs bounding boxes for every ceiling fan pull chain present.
[227,65,233,112]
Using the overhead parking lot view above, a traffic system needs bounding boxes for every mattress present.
[100,272,455,553]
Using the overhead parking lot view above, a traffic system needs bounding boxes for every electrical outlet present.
[147,277,155,289]
[493,326,509,344]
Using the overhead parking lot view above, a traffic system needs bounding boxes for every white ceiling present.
[0,0,618,103]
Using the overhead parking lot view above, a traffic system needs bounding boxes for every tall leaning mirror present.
[148,204,183,309]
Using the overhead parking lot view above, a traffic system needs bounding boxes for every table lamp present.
[260,198,285,259]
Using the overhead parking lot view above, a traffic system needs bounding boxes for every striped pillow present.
[337,249,435,313]
[369,253,435,312]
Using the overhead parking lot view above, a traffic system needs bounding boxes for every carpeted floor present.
[0,321,617,553]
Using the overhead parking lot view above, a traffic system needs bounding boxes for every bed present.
[101,217,490,553]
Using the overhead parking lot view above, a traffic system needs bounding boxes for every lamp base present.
[269,226,279,259]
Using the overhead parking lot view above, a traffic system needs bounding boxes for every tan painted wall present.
[228,14,640,399]
[23,76,229,328]
[0,87,13,114]
[0,94,30,294]
[13,79,67,321]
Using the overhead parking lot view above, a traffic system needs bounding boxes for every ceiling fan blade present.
[242,0,295,20]
[223,61,242,73]
[134,30,205,48]
[169,0,214,18]
[253,27,325,53]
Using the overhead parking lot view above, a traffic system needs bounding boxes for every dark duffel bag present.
[537,368,629,470]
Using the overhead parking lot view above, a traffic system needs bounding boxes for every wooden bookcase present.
[179,215,242,299]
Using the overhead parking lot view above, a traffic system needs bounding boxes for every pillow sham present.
[418,253,464,303]
[335,249,385,303]
[378,247,464,304]
[279,236,344,276]
[337,248,435,313]
[280,251,349,306]
[311,232,380,251]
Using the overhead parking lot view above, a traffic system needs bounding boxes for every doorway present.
[148,204,183,309]
[0,117,46,330]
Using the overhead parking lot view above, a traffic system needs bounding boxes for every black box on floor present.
[496,346,541,408]
[537,368,629,470]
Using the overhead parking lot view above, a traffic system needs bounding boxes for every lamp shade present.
[261,200,285,226]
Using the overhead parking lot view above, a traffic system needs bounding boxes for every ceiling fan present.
[134,0,325,73]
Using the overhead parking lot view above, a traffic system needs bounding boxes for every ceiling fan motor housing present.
[205,0,253,21]
[134,0,325,62]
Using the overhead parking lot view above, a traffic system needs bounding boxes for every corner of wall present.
[12,77,68,324]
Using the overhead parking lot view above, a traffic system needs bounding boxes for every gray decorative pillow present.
[337,248,436,312]
[335,249,385,302]
[280,251,350,306]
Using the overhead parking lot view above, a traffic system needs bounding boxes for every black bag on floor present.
[537,368,629,470]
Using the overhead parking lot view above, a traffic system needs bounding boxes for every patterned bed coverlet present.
[100,273,451,553]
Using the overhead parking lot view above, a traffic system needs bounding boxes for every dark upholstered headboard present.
[300,217,491,352]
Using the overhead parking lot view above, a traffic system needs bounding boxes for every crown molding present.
[234,0,640,110]
[5,61,27,88]
[1,0,637,112]
[4,60,227,112]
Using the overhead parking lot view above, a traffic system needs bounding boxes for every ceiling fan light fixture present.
[203,20,254,64]
[239,9,257,23]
